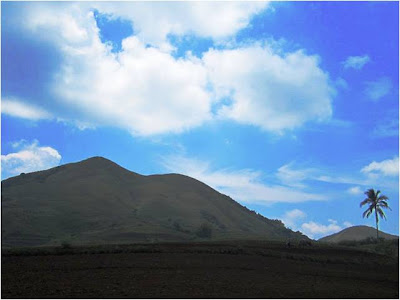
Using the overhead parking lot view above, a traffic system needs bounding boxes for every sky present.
[1,1,399,239]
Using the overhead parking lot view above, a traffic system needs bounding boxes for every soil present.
[2,242,398,298]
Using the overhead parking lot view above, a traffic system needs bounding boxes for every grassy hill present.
[319,225,398,243]
[2,156,307,247]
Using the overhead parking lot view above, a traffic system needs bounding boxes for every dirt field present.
[2,242,398,298]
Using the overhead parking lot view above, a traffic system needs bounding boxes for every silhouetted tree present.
[360,188,391,239]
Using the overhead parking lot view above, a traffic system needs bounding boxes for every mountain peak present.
[2,157,306,247]
[76,156,132,172]
[80,156,115,165]
[319,225,398,243]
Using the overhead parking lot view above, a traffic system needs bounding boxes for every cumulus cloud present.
[361,156,399,177]
[1,140,61,179]
[54,34,212,136]
[301,219,342,239]
[364,77,392,101]
[2,98,52,120]
[94,2,269,47]
[281,209,307,229]
[347,186,362,195]
[11,139,28,149]
[334,77,349,90]
[204,46,334,132]
[17,1,269,53]
[4,2,335,136]
[343,221,353,228]
[161,155,327,204]
[278,210,352,239]
[342,55,370,70]
[14,4,211,135]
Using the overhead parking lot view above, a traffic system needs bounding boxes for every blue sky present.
[1,1,399,239]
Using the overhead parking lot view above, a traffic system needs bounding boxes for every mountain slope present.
[2,157,307,247]
[319,225,398,243]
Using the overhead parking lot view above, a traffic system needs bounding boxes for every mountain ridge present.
[2,156,308,247]
[319,225,398,243]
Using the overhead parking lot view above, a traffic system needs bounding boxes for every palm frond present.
[361,188,391,222]
[362,207,373,218]
[377,207,387,220]
[377,200,389,206]
[360,198,373,207]
[378,195,389,201]
[365,188,377,200]
[377,201,392,210]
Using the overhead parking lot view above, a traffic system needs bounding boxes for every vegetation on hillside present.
[2,156,307,247]
[338,237,399,257]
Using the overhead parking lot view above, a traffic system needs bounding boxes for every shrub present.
[195,223,212,238]
[61,241,72,249]
[172,220,191,234]
[173,221,182,231]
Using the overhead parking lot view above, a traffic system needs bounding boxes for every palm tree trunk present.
[375,208,379,240]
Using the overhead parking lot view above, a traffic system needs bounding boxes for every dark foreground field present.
[2,241,399,298]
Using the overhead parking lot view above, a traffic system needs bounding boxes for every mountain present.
[2,156,307,247]
[319,225,399,243]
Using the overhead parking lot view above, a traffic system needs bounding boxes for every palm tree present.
[360,188,391,240]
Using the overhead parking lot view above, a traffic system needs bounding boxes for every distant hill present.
[2,156,307,247]
[319,225,398,243]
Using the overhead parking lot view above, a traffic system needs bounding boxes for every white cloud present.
[301,219,342,239]
[15,4,211,135]
[281,209,307,229]
[11,139,28,149]
[19,2,269,51]
[93,2,269,47]
[275,163,361,187]
[275,160,399,190]
[334,77,349,90]
[203,46,334,132]
[6,4,222,135]
[342,55,370,70]
[364,77,392,101]
[361,156,399,177]
[1,140,61,179]
[5,2,335,137]
[2,98,52,120]
[278,209,352,239]
[372,118,399,138]
[347,186,362,195]
[276,163,315,188]
[53,34,212,136]
[343,221,353,228]
[161,155,327,205]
